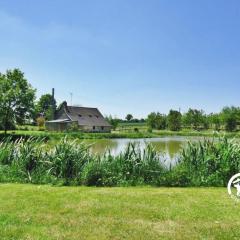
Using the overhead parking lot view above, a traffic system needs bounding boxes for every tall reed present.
[175,137,240,186]
[81,142,165,186]
[0,136,239,186]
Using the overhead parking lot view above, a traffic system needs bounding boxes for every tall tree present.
[167,110,182,131]
[0,69,36,134]
[182,108,205,130]
[147,112,167,130]
[125,114,133,122]
[208,113,221,131]
[147,112,157,129]
[155,113,167,130]
[36,93,56,120]
[220,106,240,132]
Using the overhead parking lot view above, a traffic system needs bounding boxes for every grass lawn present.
[0,184,239,240]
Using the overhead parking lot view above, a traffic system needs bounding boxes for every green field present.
[0,184,239,240]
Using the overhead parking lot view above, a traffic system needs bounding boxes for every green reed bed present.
[175,137,240,186]
[0,137,165,186]
[0,137,240,186]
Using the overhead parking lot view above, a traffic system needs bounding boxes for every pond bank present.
[1,129,240,140]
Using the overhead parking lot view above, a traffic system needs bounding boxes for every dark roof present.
[64,106,111,127]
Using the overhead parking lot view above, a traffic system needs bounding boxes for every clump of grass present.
[47,137,92,185]
[9,137,47,183]
[172,137,240,186]
[0,137,16,165]
[81,142,165,186]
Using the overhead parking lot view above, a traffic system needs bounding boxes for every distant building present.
[45,102,111,132]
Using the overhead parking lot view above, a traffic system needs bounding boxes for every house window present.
[93,126,96,130]
[101,126,104,130]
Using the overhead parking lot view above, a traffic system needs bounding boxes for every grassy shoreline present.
[1,129,240,140]
[0,183,239,240]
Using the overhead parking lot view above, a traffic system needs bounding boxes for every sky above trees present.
[0,0,239,118]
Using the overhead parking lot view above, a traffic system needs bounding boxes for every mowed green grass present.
[0,185,240,240]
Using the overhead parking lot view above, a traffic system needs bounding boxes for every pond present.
[81,136,208,167]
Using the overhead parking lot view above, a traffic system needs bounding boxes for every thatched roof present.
[61,103,111,127]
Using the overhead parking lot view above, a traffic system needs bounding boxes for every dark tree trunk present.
[4,109,9,135]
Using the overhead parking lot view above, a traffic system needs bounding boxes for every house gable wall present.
[55,106,70,120]
[81,125,111,133]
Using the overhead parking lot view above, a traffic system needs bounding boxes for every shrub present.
[147,127,153,133]
[68,122,79,132]
[134,128,139,132]
[36,117,45,131]
[81,159,105,186]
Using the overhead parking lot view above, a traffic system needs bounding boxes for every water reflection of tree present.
[151,141,182,159]
[167,141,182,159]
[151,142,166,152]
[87,140,118,155]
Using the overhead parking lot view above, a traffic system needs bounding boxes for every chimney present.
[52,88,55,120]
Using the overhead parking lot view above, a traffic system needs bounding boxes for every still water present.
[82,136,206,167]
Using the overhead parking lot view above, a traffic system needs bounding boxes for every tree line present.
[0,68,240,133]
[146,107,240,132]
[106,107,240,132]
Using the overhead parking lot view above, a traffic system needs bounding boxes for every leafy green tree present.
[167,110,182,131]
[105,115,119,130]
[155,113,167,130]
[209,113,221,131]
[147,112,167,130]
[202,114,210,130]
[36,94,56,120]
[182,108,205,130]
[125,114,133,122]
[220,106,240,132]
[0,69,36,134]
[147,112,157,129]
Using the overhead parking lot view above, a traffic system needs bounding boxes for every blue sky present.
[0,0,240,118]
